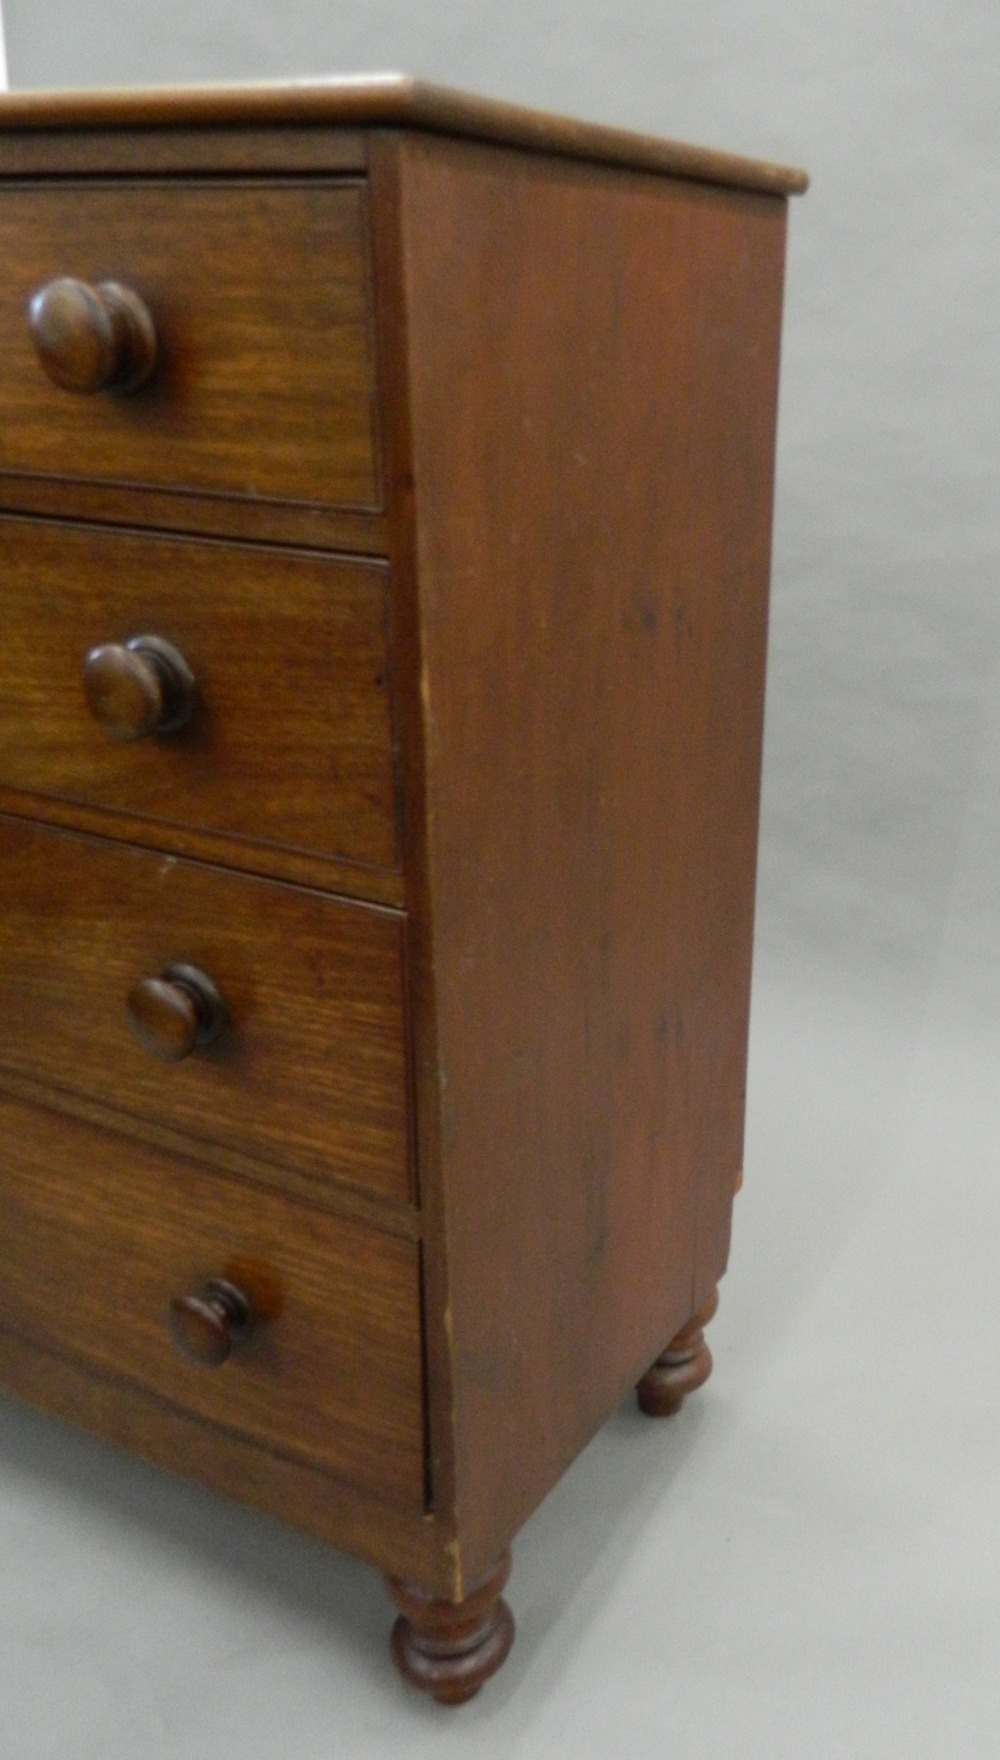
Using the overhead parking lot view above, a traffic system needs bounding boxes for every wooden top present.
[0,76,808,196]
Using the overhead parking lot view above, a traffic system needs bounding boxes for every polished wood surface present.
[0,1325,450,1587]
[0,475,390,553]
[0,817,412,1203]
[395,135,785,1584]
[0,518,398,873]
[0,1061,421,1241]
[0,181,379,508]
[0,1092,426,1507]
[0,78,808,195]
[0,785,407,908]
[366,135,462,1557]
[0,126,369,177]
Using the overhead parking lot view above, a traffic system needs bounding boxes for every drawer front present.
[0,818,411,1203]
[0,180,378,508]
[0,1093,425,1509]
[0,518,398,872]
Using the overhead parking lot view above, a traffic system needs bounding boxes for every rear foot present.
[636,1286,719,1417]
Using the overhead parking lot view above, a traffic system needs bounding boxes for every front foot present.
[636,1286,719,1417]
[386,1552,515,1704]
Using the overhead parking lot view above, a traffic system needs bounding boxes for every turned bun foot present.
[636,1285,719,1417]
[386,1552,515,1705]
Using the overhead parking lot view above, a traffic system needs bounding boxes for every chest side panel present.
[400,135,788,1580]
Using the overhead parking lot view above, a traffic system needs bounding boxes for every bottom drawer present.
[0,1093,426,1512]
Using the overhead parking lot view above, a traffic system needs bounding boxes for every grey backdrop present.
[1,6,997,1758]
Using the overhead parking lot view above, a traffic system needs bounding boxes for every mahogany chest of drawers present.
[0,78,804,1703]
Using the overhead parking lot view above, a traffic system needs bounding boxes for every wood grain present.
[0,787,407,907]
[0,127,368,177]
[396,136,788,1582]
[0,180,379,508]
[366,136,462,1555]
[0,817,412,1203]
[0,1325,453,1588]
[0,475,390,552]
[0,517,399,873]
[0,1063,421,1239]
[0,79,809,195]
[0,1091,425,1508]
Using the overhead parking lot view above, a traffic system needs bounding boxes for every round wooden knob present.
[126,963,227,1062]
[27,276,158,393]
[83,635,196,741]
[169,1278,255,1367]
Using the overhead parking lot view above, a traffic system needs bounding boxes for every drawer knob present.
[127,963,227,1062]
[169,1278,255,1368]
[28,276,158,393]
[83,635,196,741]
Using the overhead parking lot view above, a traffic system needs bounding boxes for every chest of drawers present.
[0,77,804,1703]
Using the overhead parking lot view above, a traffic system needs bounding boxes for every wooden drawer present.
[0,818,411,1204]
[0,518,398,873]
[0,180,379,509]
[0,1092,425,1509]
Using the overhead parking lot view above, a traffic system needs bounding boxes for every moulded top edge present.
[0,75,809,196]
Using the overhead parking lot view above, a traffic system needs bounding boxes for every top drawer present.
[0,181,379,510]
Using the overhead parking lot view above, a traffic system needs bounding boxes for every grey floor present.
[2,956,995,1758]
